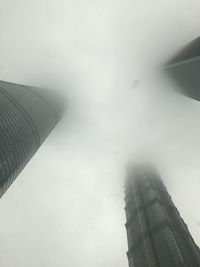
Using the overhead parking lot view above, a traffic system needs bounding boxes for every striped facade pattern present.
[125,166,200,267]
[0,80,59,198]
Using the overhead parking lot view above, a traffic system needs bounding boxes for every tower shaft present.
[125,165,200,267]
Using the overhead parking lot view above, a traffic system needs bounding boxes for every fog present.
[0,0,200,266]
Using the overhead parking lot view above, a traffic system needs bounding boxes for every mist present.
[0,0,200,266]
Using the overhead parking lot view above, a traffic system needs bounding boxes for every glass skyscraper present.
[0,80,62,198]
[165,36,200,101]
[125,165,200,267]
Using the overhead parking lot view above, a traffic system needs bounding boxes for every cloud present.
[1,0,200,266]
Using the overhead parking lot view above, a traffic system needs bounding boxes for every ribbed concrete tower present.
[125,165,200,267]
[0,80,62,198]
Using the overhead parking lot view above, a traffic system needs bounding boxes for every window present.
[147,202,166,228]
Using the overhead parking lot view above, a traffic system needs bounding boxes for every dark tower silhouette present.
[0,80,62,198]
[125,165,200,267]
[165,36,200,101]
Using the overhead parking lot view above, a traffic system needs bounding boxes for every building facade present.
[125,165,200,267]
[165,36,200,101]
[0,80,62,198]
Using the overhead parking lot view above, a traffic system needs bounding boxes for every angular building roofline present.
[163,36,200,101]
[166,36,200,67]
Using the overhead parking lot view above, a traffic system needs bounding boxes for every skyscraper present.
[0,80,62,198]
[164,36,200,101]
[125,165,200,267]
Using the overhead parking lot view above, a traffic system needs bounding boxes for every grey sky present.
[0,0,200,266]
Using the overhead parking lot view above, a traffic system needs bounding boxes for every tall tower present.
[0,80,62,198]
[164,36,200,101]
[125,165,200,267]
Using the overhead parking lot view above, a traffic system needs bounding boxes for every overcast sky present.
[1,0,200,266]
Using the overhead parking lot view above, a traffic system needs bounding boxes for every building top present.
[166,37,200,67]
[0,80,63,198]
[124,164,200,267]
[0,80,64,122]
[164,36,200,101]
[126,163,158,185]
